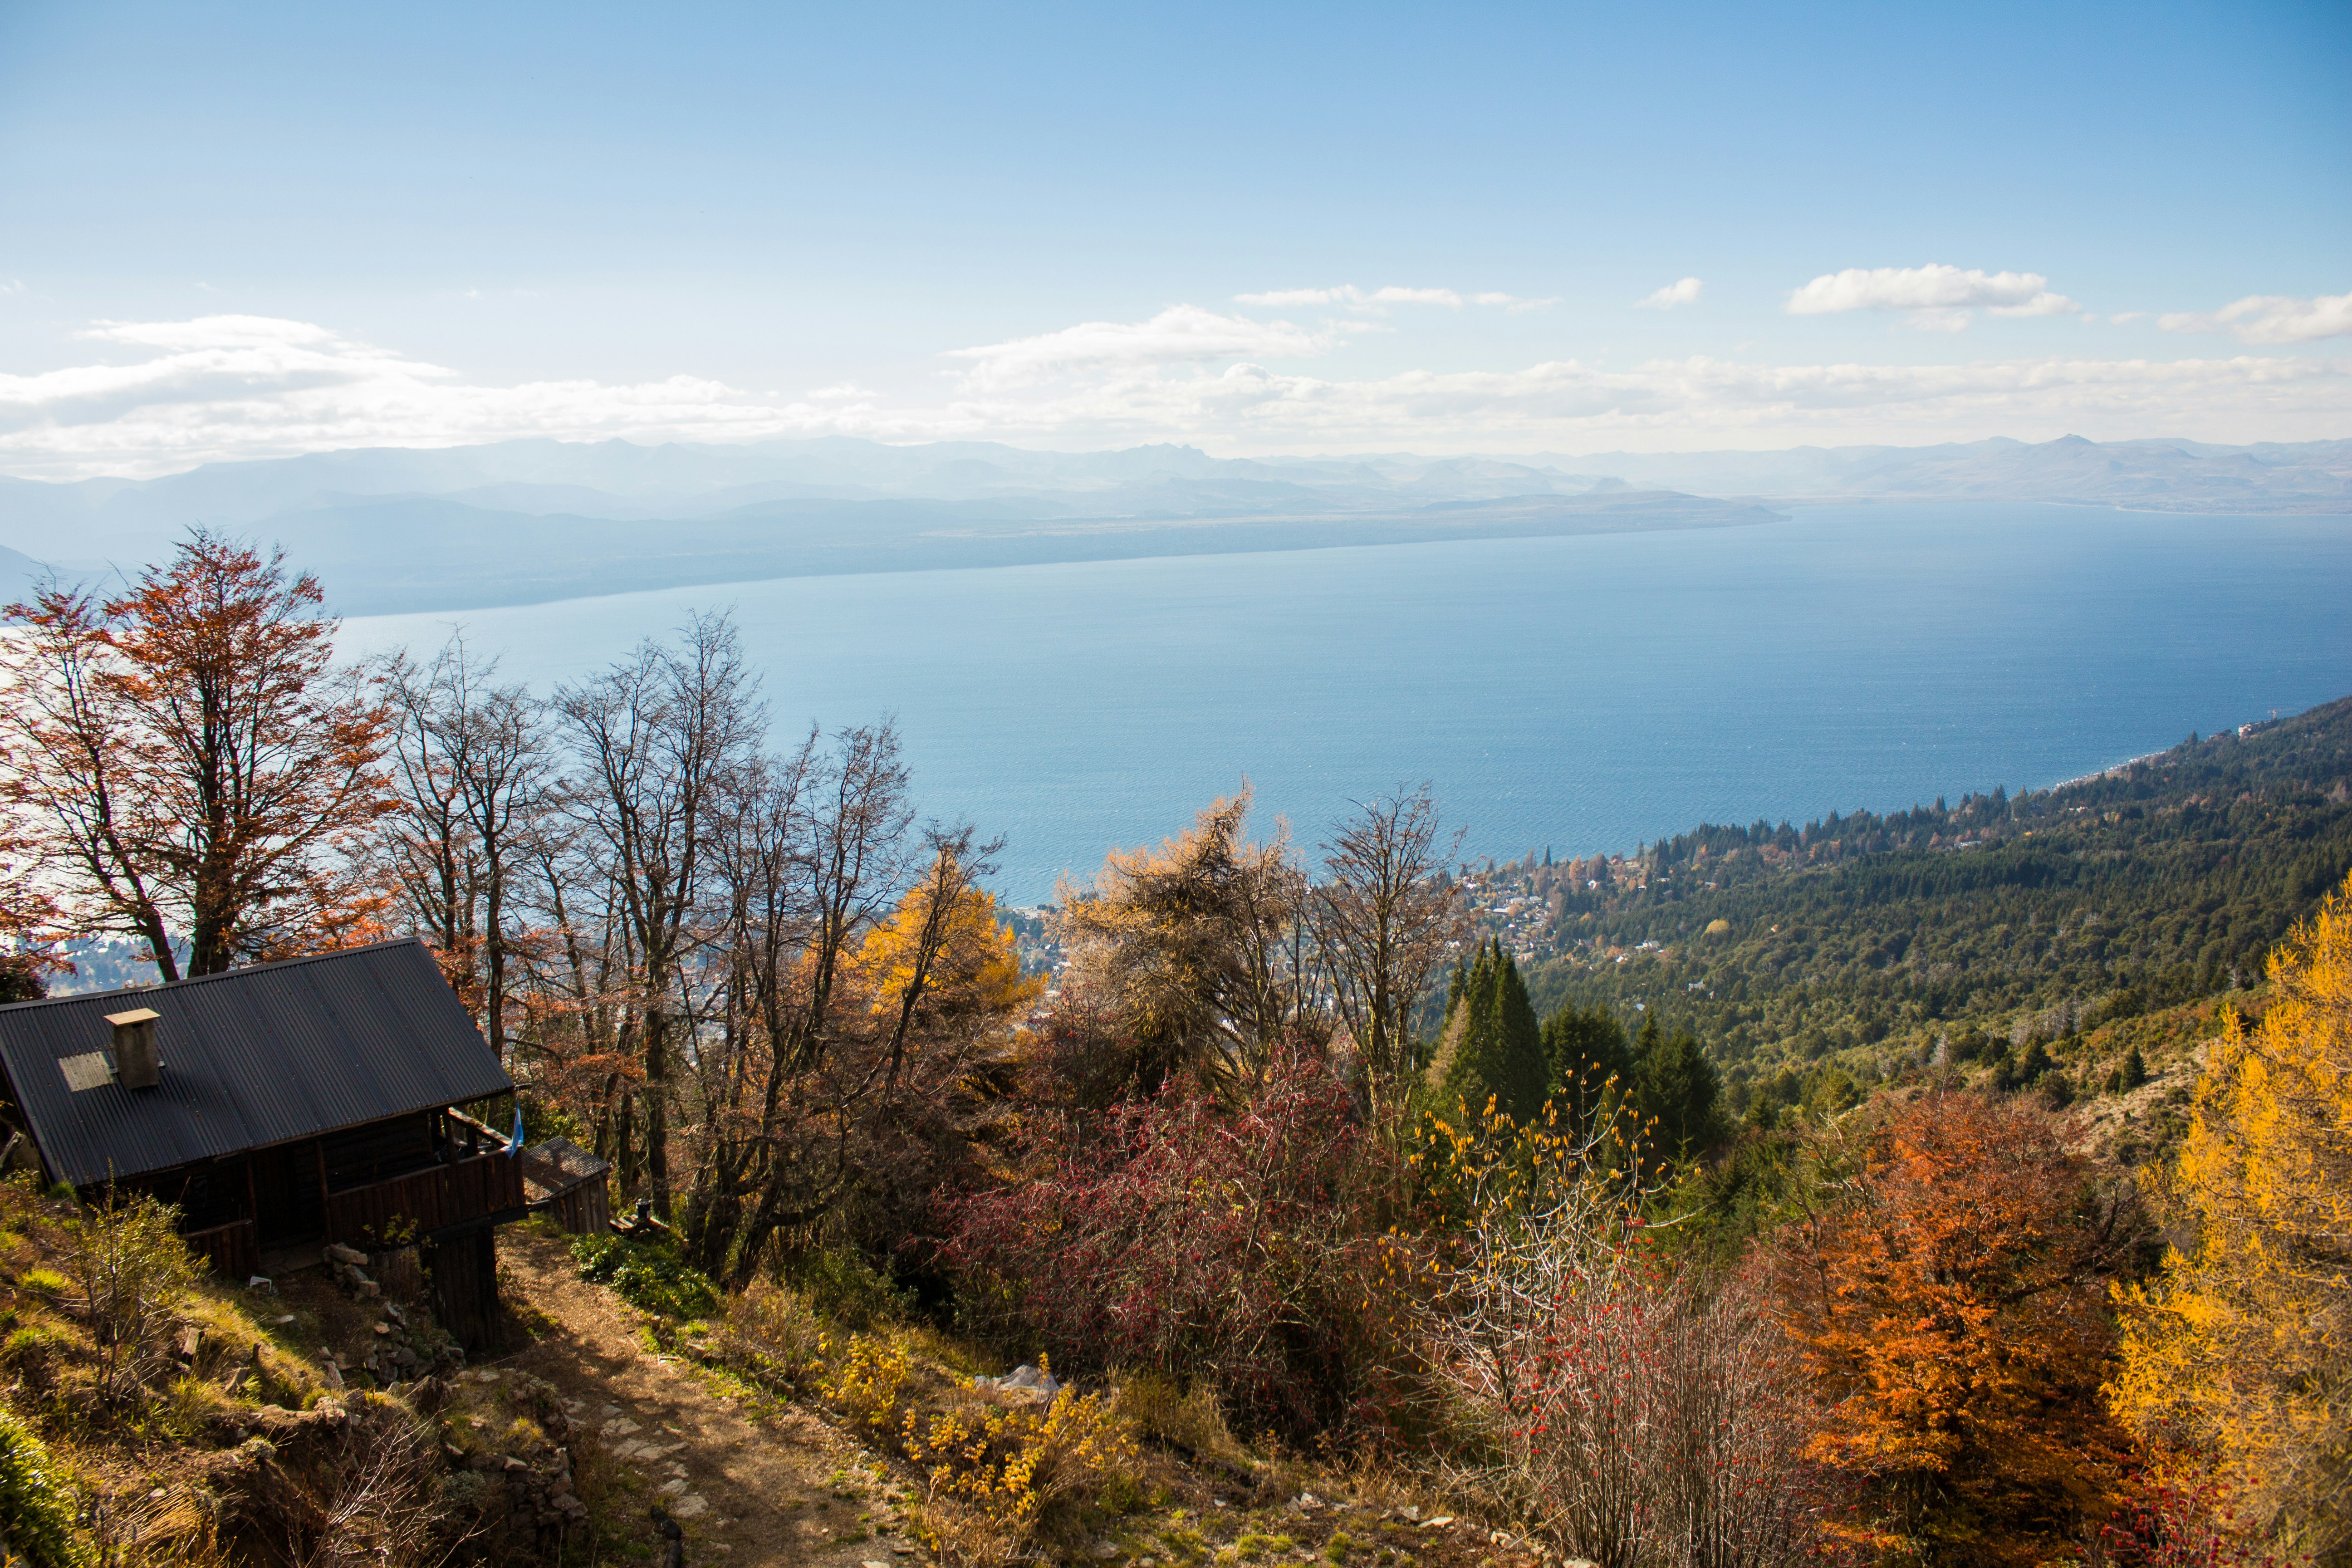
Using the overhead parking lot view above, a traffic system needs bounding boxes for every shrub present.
[822,1333,911,1432]
[713,1279,829,1390]
[902,1388,1141,1541]
[794,1245,912,1330]
[569,1232,720,1319]
[65,1188,197,1404]
[949,1046,1401,1436]
[1115,1372,1240,1463]
[1428,1116,1821,1568]
[0,1405,87,1567]
[16,1270,65,1298]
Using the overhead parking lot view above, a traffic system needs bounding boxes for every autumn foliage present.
[2111,868,2352,1563]
[1428,1111,1820,1568]
[1768,1090,2141,1562]
[1,529,392,977]
[948,1045,1397,1436]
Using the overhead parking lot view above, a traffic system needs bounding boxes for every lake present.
[341,502,2352,904]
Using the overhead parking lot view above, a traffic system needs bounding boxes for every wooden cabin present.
[0,939,524,1349]
[518,1136,612,1235]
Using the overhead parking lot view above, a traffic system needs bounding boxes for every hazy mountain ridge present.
[1533,434,2352,512]
[2,433,2342,614]
[9,488,1764,616]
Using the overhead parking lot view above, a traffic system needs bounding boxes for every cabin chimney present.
[104,1008,161,1090]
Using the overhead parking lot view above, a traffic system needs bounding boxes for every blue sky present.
[1,0,2346,475]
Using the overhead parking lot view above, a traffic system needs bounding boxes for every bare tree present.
[380,635,554,1061]
[557,612,756,1211]
[1313,783,1468,1129]
[380,647,482,992]
[687,721,919,1281]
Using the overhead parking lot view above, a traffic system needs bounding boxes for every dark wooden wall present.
[427,1228,500,1353]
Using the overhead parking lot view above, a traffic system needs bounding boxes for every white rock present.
[658,1478,689,1497]
[670,1494,709,1519]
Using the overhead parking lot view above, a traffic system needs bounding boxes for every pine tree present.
[1542,1003,1631,1132]
[1637,1027,1724,1154]
[1490,946,1546,1122]
[1442,939,1548,1124]
[2120,1044,2147,1090]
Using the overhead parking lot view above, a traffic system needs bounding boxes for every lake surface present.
[342,503,2352,904]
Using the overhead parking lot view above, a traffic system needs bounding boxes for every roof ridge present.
[0,936,427,1014]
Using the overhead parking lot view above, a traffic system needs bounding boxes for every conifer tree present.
[1442,939,1547,1124]
[1490,944,1546,1122]
[1638,1027,1724,1154]
[2112,872,2352,1557]
[1541,1002,1631,1132]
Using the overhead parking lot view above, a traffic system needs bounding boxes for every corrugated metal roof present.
[0,939,513,1188]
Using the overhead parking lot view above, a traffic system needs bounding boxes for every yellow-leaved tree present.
[2111,867,2352,1559]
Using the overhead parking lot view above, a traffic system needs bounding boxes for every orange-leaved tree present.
[0,529,394,977]
[1769,1089,2141,1563]
[1054,786,1313,1093]
[2110,868,2352,1562]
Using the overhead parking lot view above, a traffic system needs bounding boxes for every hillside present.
[1499,694,2352,1087]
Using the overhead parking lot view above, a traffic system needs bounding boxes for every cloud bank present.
[1787,265,2082,332]
[1232,285,1554,314]
[2,310,2345,478]
[2159,290,2352,345]
[942,305,1337,390]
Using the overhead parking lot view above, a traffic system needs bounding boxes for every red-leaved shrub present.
[947,1045,1405,1436]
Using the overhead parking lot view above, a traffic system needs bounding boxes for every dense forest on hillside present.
[1506,696,2352,1082]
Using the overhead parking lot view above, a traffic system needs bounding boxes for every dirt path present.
[492,1230,928,1568]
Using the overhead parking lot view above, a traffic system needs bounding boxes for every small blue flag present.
[506,1103,525,1156]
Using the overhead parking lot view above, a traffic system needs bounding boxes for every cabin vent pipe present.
[104,1008,161,1090]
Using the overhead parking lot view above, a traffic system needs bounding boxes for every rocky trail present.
[490,1231,930,1567]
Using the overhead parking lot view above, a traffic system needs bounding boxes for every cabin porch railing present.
[323,1152,525,1248]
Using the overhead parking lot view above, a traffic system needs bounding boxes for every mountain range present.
[1,434,2344,615]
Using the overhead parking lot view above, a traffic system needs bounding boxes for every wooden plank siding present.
[322,1152,524,1249]
[534,1178,611,1236]
[183,1219,260,1280]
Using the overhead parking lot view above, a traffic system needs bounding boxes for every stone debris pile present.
[970,1363,1062,1401]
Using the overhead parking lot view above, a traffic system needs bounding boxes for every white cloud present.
[1233,284,1553,314]
[1786,265,2082,331]
[1637,278,1704,309]
[4,311,2346,477]
[1236,285,1458,309]
[2158,291,2352,345]
[0,314,936,477]
[943,350,2345,453]
[943,305,1334,390]
[1472,291,1557,314]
